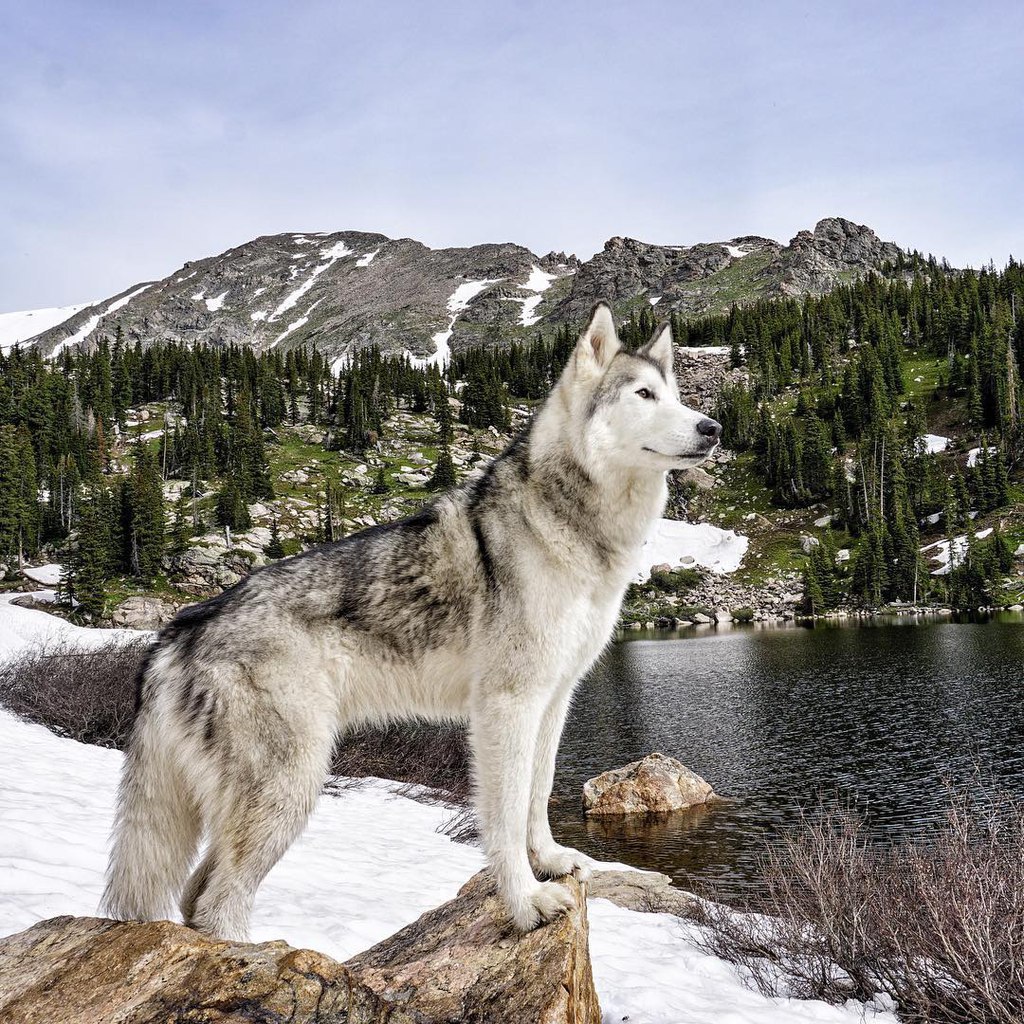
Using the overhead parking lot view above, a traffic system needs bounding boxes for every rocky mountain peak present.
[13,217,909,365]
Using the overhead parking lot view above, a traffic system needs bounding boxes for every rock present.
[589,868,697,919]
[693,612,713,624]
[109,596,178,630]
[713,608,733,623]
[165,543,244,594]
[0,916,350,1023]
[344,870,599,1023]
[0,873,599,1024]
[650,562,672,575]
[583,752,717,815]
[396,471,430,486]
[679,466,715,491]
[799,534,820,554]
[1015,543,1024,558]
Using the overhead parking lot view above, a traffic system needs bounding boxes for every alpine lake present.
[551,612,1024,902]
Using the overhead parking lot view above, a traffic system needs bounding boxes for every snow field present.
[0,303,96,352]
[634,518,749,580]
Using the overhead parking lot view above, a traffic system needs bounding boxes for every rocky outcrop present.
[108,596,179,630]
[583,753,717,815]
[0,871,599,1024]
[345,870,599,1023]
[761,217,903,298]
[164,539,265,595]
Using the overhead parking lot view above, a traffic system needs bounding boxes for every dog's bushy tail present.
[100,650,202,922]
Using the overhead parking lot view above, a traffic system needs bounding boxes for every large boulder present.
[0,871,599,1024]
[345,870,600,1023]
[109,596,178,630]
[583,752,717,815]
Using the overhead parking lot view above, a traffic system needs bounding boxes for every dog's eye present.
[635,387,655,400]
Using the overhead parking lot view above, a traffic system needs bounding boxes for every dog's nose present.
[697,417,722,441]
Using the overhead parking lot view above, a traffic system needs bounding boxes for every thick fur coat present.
[101,302,721,938]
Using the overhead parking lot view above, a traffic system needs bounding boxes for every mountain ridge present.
[14,217,905,363]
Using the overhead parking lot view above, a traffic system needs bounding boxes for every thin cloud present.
[2,1,1022,309]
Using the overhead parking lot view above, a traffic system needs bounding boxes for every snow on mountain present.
[7,217,903,366]
[921,527,996,575]
[50,285,153,358]
[410,277,503,368]
[0,302,95,352]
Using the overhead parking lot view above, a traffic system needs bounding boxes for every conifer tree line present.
[693,260,1022,609]
[1,254,1020,614]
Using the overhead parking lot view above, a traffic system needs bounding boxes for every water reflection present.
[551,615,1024,901]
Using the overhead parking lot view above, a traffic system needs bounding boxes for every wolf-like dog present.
[101,301,721,939]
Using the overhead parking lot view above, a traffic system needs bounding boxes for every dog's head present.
[564,301,721,471]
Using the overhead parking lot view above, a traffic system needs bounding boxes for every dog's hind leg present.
[185,703,337,941]
[470,683,576,932]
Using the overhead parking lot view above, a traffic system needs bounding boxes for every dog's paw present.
[509,880,576,932]
[530,843,594,882]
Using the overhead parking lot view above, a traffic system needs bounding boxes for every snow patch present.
[268,243,353,323]
[356,249,380,267]
[0,302,96,352]
[678,345,732,356]
[0,592,145,661]
[919,434,950,454]
[250,311,268,322]
[409,278,501,368]
[724,244,749,259]
[271,299,324,348]
[649,295,662,306]
[634,519,748,580]
[253,286,268,297]
[50,285,152,358]
[520,264,556,293]
[967,446,996,467]
[22,564,62,587]
[204,291,228,312]
[921,527,996,575]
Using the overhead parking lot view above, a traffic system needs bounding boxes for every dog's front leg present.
[470,686,575,931]
[527,685,594,881]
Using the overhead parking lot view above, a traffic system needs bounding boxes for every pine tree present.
[64,489,110,618]
[215,479,251,533]
[264,517,286,559]
[123,442,166,580]
[429,446,457,490]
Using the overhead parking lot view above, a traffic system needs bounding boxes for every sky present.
[2,0,1023,310]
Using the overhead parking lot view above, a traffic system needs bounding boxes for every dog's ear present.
[641,321,674,378]
[575,301,621,376]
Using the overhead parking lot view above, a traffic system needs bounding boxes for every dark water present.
[551,615,1024,901]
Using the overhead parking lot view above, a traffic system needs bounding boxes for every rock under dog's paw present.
[530,844,594,882]
[509,880,576,932]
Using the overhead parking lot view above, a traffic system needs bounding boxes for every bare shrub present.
[0,638,149,748]
[437,806,480,844]
[694,793,1024,1023]
[331,721,471,804]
